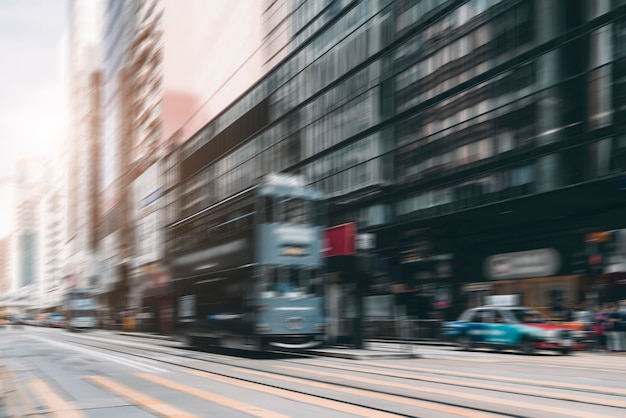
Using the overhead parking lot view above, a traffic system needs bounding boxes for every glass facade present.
[173,0,626,255]
[102,0,137,209]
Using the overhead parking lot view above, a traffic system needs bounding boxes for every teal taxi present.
[442,306,585,355]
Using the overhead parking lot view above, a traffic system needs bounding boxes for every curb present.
[304,350,420,360]
[117,332,176,341]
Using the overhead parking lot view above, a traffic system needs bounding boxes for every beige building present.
[0,237,9,294]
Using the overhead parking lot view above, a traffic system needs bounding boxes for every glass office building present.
[172,0,626,321]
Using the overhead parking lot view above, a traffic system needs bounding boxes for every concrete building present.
[0,237,9,295]
[0,178,12,295]
[66,0,105,296]
[10,158,45,308]
[38,154,67,312]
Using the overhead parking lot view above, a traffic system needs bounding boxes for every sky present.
[0,0,67,236]
[0,0,67,179]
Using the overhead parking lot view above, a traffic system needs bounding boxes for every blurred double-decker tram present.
[167,173,327,351]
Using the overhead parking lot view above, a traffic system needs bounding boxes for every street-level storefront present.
[461,282,494,309]
[593,272,626,305]
[479,245,588,317]
[140,263,173,334]
[490,275,586,318]
[324,223,392,345]
[590,229,626,304]
[398,251,458,321]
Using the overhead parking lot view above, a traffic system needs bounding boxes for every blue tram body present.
[63,288,97,331]
[169,174,326,350]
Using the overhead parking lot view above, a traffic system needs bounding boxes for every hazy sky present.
[0,0,67,180]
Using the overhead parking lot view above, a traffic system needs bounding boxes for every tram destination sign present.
[265,173,304,187]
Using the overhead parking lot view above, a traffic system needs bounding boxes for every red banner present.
[323,223,356,257]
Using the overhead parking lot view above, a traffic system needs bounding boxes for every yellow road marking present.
[185,368,401,418]
[289,362,626,410]
[227,367,500,418]
[362,361,626,397]
[276,365,617,418]
[137,373,290,418]
[87,375,198,418]
[0,364,41,418]
[28,380,85,418]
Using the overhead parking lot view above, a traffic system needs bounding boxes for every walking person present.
[592,306,608,351]
[614,300,626,352]
[605,304,621,352]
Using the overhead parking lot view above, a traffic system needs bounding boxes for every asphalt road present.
[1,326,625,418]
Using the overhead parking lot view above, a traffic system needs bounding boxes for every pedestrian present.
[592,306,608,351]
[606,304,623,352]
[563,303,575,322]
[611,301,626,352]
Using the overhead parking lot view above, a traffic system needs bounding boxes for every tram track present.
[23,329,625,417]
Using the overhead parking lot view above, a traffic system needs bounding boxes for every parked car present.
[442,306,585,355]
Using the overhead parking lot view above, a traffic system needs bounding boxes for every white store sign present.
[484,248,560,280]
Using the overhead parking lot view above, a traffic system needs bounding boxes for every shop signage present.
[323,223,356,257]
[485,294,520,306]
[484,248,560,280]
[151,265,172,287]
[462,282,494,292]
[356,233,375,251]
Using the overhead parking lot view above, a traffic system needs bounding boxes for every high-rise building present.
[132,0,164,164]
[10,158,45,307]
[0,237,9,294]
[66,0,105,294]
[38,153,67,311]
[0,177,12,295]
[123,0,267,315]
[162,0,626,337]
[99,0,136,311]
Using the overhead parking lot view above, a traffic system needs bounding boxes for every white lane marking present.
[29,335,167,373]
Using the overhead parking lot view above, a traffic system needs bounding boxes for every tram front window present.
[284,198,308,224]
[259,266,321,298]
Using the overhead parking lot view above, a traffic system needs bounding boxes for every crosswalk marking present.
[361,360,626,396]
[294,362,626,409]
[28,380,85,418]
[136,373,291,418]
[87,375,199,418]
[184,368,402,418]
[231,367,500,418]
[276,365,618,418]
